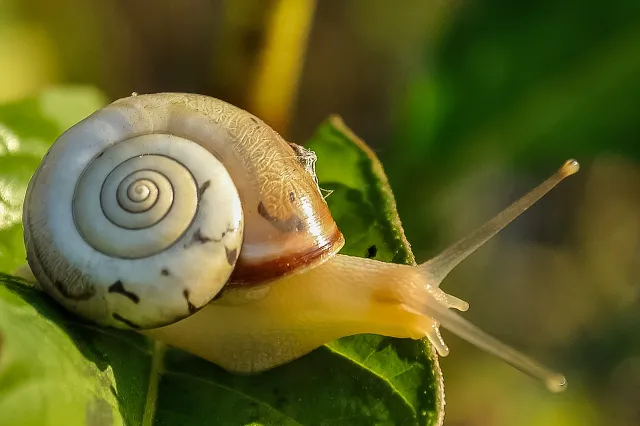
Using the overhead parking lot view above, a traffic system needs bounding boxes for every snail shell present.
[23,93,344,329]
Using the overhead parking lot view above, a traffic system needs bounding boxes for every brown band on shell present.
[228,226,344,286]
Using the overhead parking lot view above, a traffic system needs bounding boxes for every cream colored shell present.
[24,129,244,328]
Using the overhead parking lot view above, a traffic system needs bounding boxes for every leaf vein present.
[142,341,164,426]
[324,345,417,416]
[163,370,304,425]
[388,365,417,380]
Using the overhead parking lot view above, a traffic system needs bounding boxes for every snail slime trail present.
[21,92,576,393]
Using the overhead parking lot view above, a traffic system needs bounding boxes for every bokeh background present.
[1,0,639,425]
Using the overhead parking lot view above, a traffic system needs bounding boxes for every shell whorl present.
[24,130,244,329]
[74,135,203,259]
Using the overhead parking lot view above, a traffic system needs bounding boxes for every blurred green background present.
[1,0,639,425]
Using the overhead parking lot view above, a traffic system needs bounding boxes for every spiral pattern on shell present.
[74,136,203,259]
[24,131,244,329]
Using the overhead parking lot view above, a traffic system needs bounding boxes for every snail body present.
[21,93,578,392]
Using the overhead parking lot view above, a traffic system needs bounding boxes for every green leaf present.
[0,88,444,425]
[0,274,152,426]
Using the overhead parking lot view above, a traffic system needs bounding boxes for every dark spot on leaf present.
[161,268,170,276]
[112,313,140,329]
[366,245,378,259]
[183,289,197,314]
[54,279,96,301]
[289,192,295,203]
[225,247,238,265]
[257,201,304,232]
[86,397,113,426]
[198,180,211,199]
[275,396,288,410]
[108,280,140,304]
[250,116,258,123]
[247,401,260,422]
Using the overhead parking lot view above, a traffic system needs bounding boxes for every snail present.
[19,92,578,392]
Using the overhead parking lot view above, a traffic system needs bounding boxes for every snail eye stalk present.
[418,159,579,392]
[422,159,579,283]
